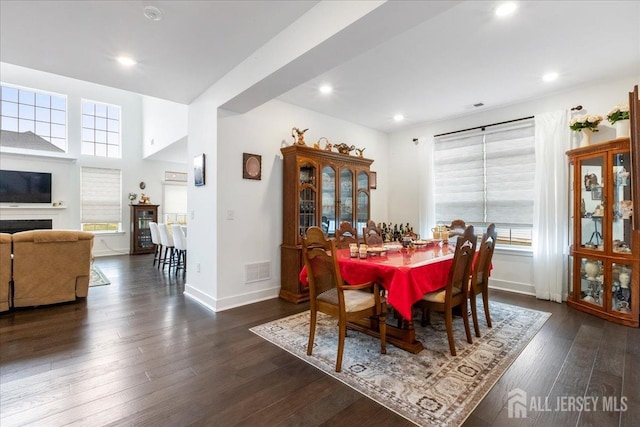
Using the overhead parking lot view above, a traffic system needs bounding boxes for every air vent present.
[245,261,271,284]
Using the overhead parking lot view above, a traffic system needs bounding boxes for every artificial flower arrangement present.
[128,192,138,203]
[606,104,630,124]
[569,114,603,132]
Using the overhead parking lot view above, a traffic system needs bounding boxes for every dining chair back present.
[302,226,386,372]
[149,222,163,268]
[362,219,383,246]
[335,221,358,249]
[157,223,176,271]
[171,224,187,275]
[470,223,497,337]
[415,225,477,356]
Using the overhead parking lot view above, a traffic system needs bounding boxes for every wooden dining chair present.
[469,223,497,337]
[335,221,358,249]
[415,225,477,356]
[302,226,387,372]
[362,219,383,246]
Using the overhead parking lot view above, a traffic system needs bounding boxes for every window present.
[433,121,535,246]
[0,84,67,152]
[81,167,122,233]
[81,100,121,158]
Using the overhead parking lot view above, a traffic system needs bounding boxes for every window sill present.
[1,147,77,161]
[494,245,533,257]
[89,231,125,236]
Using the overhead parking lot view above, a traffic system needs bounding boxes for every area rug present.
[250,301,550,427]
[89,265,110,287]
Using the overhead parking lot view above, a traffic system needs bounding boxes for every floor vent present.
[245,261,271,284]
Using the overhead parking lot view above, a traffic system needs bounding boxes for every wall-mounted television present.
[0,170,52,203]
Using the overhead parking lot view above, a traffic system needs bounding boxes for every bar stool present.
[157,223,176,272]
[149,222,163,268]
[171,224,187,275]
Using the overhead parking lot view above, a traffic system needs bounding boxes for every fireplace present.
[0,219,53,234]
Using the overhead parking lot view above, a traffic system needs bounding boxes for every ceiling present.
[1,1,639,134]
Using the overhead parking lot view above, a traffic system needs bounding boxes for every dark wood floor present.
[1,254,638,427]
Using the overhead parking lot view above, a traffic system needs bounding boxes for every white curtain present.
[532,111,570,302]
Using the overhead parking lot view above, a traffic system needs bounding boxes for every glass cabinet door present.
[611,151,633,255]
[579,155,605,251]
[579,257,604,306]
[298,163,317,238]
[339,169,353,224]
[611,262,633,314]
[356,171,370,234]
[321,166,336,236]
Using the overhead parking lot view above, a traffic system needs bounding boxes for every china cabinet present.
[567,137,639,326]
[280,144,373,303]
[130,204,159,255]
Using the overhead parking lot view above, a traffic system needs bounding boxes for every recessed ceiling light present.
[495,2,517,17]
[116,56,137,67]
[393,114,404,122]
[319,84,333,94]
[542,72,559,82]
[143,6,163,21]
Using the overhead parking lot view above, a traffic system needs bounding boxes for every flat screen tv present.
[0,170,52,203]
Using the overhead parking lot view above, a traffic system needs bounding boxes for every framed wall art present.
[194,153,206,186]
[591,186,602,200]
[243,153,262,180]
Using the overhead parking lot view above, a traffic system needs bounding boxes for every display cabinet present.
[567,137,639,327]
[130,204,159,255]
[280,144,373,303]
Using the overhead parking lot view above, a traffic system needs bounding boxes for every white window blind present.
[434,120,535,244]
[81,167,122,223]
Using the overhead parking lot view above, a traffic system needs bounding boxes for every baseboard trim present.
[184,284,280,313]
[488,278,536,296]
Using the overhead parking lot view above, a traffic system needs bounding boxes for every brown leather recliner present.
[0,233,11,312]
[11,230,94,307]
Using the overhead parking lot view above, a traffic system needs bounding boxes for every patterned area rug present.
[250,301,550,427]
[89,265,110,287]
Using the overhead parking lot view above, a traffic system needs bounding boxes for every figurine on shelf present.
[139,194,152,204]
[315,137,331,151]
[617,167,630,186]
[291,127,308,146]
[620,200,633,219]
[355,147,366,158]
[593,204,604,217]
[584,173,598,191]
[334,143,355,155]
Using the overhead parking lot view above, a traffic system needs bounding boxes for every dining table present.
[299,243,457,353]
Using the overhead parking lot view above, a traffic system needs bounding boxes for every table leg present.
[348,310,424,354]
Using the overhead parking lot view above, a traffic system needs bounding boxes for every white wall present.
[217,100,389,308]
[386,75,639,296]
[142,96,188,158]
[0,63,187,256]
[184,98,389,311]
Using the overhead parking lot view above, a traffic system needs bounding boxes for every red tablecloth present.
[299,246,456,320]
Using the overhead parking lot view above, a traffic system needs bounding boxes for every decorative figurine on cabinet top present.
[355,147,366,158]
[139,194,152,204]
[334,143,355,155]
[292,127,308,146]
